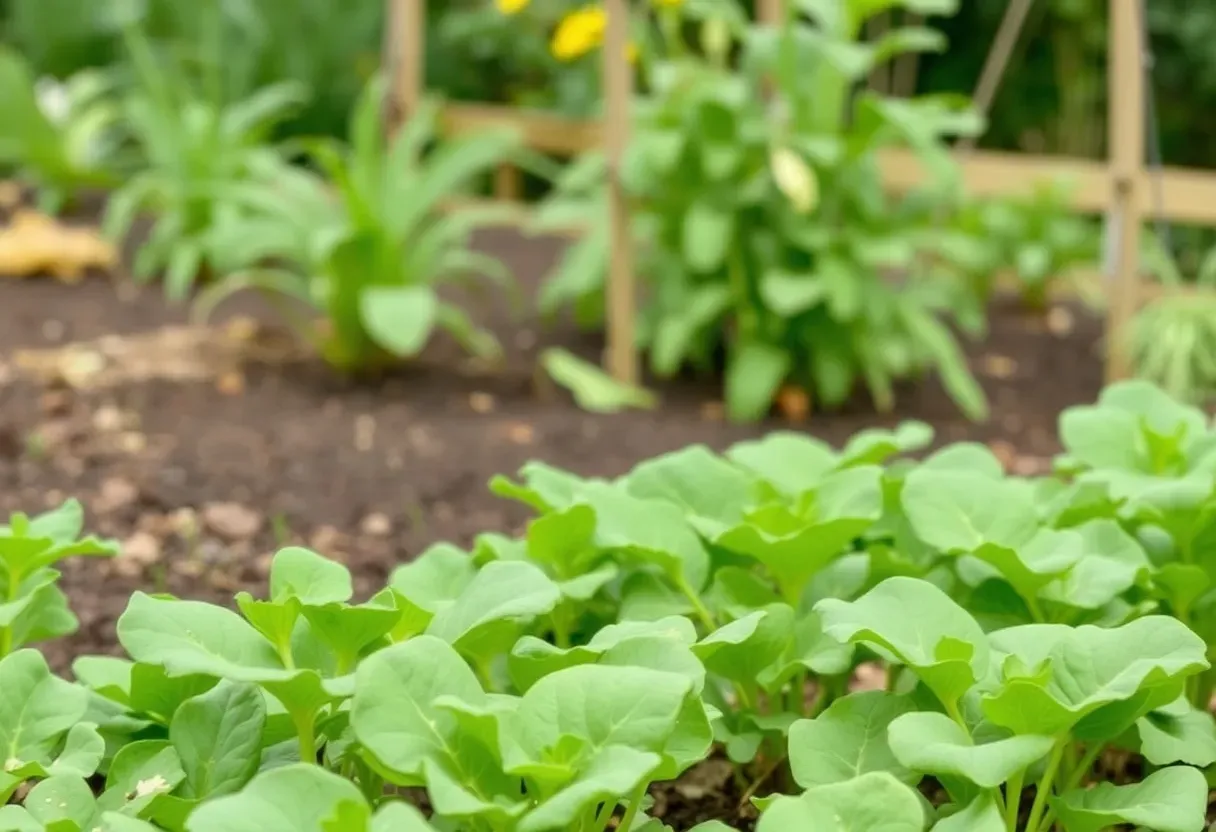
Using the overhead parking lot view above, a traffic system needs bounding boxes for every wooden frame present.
[390,0,1210,386]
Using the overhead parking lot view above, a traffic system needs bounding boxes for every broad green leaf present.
[682,201,733,273]
[97,739,186,815]
[625,446,754,526]
[0,650,88,775]
[517,745,660,832]
[170,681,265,798]
[351,636,485,780]
[930,795,1003,832]
[575,483,711,593]
[117,593,285,680]
[541,348,657,414]
[359,284,437,357]
[714,467,883,602]
[185,763,364,832]
[984,616,1209,738]
[1039,519,1151,609]
[504,664,691,772]
[886,711,1053,788]
[816,577,988,710]
[1050,765,1207,832]
[726,433,839,497]
[300,602,401,669]
[509,617,700,692]
[369,802,439,831]
[693,606,793,685]
[755,772,924,832]
[268,548,352,605]
[758,611,855,685]
[788,691,916,787]
[725,341,789,423]
[1137,698,1216,767]
[387,543,476,637]
[425,560,561,665]
[838,423,933,468]
[24,775,96,829]
[901,469,1038,551]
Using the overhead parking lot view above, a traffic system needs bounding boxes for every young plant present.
[762,576,1211,832]
[103,25,306,300]
[1129,236,1216,403]
[539,0,990,421]
[952,181,1099,311]
[0,499,116,657]
[195,77,523,371]
[0,46,122,213]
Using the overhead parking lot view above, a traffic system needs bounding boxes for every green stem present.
[944,699,968,731]
[1004,770,1024,832]
[294,709,318,764]
[676,578,717,633]
[552,608,571,650]
[1023,739,1066,832]
[787,670,808,715]
[1061,742,1104,793]
[0,566,21,657]
[617,783,648,832]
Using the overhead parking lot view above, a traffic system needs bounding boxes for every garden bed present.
[0,228,1103,674]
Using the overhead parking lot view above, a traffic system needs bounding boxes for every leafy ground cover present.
[1,374,1214,831]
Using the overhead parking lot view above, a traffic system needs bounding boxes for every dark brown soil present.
[0,228,1105,665]
[0,225,1104,827]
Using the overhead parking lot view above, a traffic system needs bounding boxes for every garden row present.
[0,0,1119,420]
[2,378,1215,831]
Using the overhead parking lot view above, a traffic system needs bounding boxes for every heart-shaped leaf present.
[1049,765,1207,832]
[788,691,916,787]
[886,711,1054,788]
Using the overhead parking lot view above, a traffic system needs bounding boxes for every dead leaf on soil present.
[980,353,1018,379]
[13,323,306,390]
[0,210,116,282]
[0,180,22,209]
[776,385,810,423]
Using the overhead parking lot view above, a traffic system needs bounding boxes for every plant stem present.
[676,578,717,633]
[944,699,968,731]
[1023,739,1066,832]
[1004,769,1024,832]
[737,754,786,811]
[1061,742,1104,793]
[294,710,318,764]
[617,784,648,832]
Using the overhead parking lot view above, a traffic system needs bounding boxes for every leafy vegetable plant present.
[11,380,1216,831]
[539,0,990,421]
[194,76,523,371]
[0,45,121,213]
[103,24,305,300]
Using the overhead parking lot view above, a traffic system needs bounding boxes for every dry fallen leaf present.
[776,385,811,423]
[0,210,116,282]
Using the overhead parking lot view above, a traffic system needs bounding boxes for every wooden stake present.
[602,0,637,384]
[388,0,423,125]
[1105,0,1145,382]
[958,0,1035,154]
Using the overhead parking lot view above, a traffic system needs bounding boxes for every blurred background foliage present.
[3,0,1215,166]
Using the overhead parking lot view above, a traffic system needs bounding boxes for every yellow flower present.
[652,0,684,6]
[551,6,607,61]
[495,0,529,14]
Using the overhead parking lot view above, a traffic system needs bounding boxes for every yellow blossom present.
[495,0,529,14]
[551,6,607,61]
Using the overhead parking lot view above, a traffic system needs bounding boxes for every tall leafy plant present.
[0,46,122,212]
[103,23,306,300]
[196,77,524,371]
[540,0,989,421]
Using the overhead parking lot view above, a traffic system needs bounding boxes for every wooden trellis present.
[388,0,1216,390]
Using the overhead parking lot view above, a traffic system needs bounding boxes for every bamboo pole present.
[1105,0,1145,382]
[958,0,1035,154]
[602,0,637,384]
[389,0,423,123]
